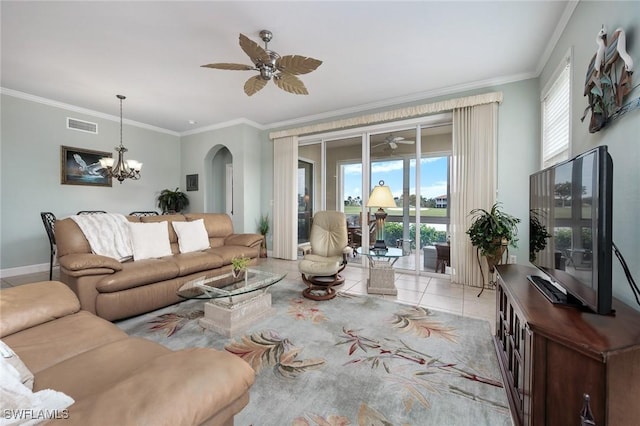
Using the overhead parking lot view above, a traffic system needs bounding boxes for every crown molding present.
[534,0,579,76]
[2,65,542,138]
[180,118,267,136]
[1,87,180,136]
[265,71,536,130]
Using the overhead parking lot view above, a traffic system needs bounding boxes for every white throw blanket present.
[70,213,133,262]
[0,357,74,426]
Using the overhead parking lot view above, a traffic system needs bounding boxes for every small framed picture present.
[186,174,199,191]
[61,146,112,187]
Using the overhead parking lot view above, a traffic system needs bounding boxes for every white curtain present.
[273,136,299,260]
[450,103,498,287]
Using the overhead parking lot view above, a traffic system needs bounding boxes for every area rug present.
[116,279,511,426]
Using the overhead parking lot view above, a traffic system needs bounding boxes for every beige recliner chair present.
[299,211,353,300]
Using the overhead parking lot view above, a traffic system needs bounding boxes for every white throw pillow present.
[128,222,173,260]
[172,219,210,253]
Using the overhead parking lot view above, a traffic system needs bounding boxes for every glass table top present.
[177,268,286,300]
[356,247,404,258]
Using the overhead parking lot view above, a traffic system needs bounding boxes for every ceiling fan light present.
[260,68,273,80]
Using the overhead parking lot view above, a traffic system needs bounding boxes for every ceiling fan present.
[201,29,322,96]
[372,134,415,150]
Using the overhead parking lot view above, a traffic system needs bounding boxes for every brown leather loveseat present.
[0,281,255,425]
[54,213,263,321]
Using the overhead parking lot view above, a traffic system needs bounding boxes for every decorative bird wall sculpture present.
[582,25,634,133]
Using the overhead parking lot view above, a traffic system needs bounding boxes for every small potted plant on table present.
[231,255,251,280]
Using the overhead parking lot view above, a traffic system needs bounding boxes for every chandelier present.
[99,95,142,183]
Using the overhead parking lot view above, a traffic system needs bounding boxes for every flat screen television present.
[529,145,613,315]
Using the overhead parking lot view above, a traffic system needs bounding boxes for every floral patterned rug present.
[116,279,511,426]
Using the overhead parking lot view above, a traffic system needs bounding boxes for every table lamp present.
[366,180,396,250]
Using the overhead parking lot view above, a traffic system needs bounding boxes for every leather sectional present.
[0,280,255,425]
[54,213,264,321]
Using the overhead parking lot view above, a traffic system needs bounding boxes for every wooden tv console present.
[494,264,640,426]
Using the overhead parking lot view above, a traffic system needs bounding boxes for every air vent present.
[67,117,98,134]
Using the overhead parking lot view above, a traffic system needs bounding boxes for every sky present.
[343,156,449,201]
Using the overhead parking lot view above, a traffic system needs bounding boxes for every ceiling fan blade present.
[389,142,398,150]
[201,63,254,71]
[276,55,322,75]
[396,140,415,144]
[239,33,270,64]
[274,73,308,95]
[372,142,387,149]
[244,75,268,96]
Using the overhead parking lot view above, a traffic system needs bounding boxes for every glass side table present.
[357,247,404,295]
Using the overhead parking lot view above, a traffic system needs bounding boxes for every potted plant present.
[466,203,521,272]
[230,255,250,280]
[529,209,552,263]
[256,213,270,258]
[157,188,189,214]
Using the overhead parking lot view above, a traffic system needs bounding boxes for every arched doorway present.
[204,145,233,214]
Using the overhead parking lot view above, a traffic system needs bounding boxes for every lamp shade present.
[367,180,396,208]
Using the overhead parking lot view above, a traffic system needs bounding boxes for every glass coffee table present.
[177,268,286,336]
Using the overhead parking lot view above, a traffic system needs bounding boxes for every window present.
[541,51,571,168]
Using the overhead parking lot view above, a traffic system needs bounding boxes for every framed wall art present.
[60,145,112,187]
[186,174,199,191]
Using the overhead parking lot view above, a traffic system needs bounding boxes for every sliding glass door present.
[298,116,452,274]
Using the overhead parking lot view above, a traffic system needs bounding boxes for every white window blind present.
[541,57,571,168]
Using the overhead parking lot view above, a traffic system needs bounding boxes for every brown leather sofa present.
[55,213,263,321]
[0,281,255,425]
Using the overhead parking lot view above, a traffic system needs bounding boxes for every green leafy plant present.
[466,203,520,258]
[257,213,270,236]
[157,188,189,213]
[231,255,251,272]
[383,222,447,248]
[256,214,270,258]
[529,209,552,262]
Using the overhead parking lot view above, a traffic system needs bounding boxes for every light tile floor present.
[267,257,498,333]
[1,257,497,333]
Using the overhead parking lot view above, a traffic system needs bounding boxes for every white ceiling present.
[1,1,573,134]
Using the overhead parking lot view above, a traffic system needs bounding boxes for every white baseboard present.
[0,263,55,278]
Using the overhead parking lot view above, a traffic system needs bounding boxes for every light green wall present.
[179,123,267,234]
[495,79,540,264]
[0,95,270,273]
[0,94,180,270]
[540,1,640,309]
